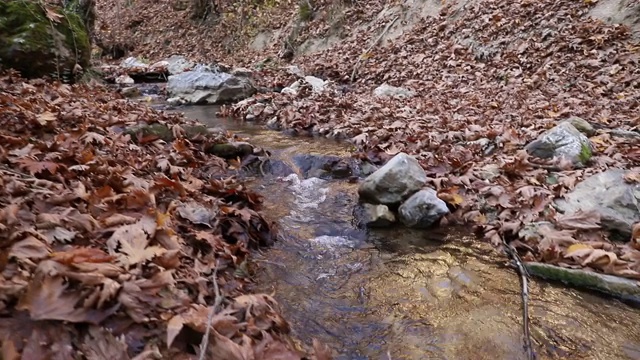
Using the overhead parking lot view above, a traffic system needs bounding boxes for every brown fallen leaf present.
[205,330,254,360]
[80,326,130,360]
[8,236,51,261]
[17,262,119,324]
[555,209,601,230]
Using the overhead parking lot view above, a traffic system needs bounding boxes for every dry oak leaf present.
[167,305,242,347]
[17,262,119,324]
[205,330,254,360]
[36,111,57,125]
[106,213,164,266]
[50,247,115,265]
[81,326,130,360]
[118,271,175,323]
[176,201,218,227]
[8,236,51,261]
[555,209,601,230]
[16,158,62,175]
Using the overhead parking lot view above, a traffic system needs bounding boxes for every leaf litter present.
[98,0,640,281]
[0,70,329,359]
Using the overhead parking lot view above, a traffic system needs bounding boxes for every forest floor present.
[2,0,640,358]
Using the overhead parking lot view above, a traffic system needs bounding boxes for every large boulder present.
[398,189,450,228]
[554,169,640,238]
[0,0,91,79]
[358,152,427,206]
[525,122,593,167]
[167,68,256,104]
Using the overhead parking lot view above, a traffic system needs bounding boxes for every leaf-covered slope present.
[0,71,329,359]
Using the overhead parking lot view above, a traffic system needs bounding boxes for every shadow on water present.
[178,106,640,360]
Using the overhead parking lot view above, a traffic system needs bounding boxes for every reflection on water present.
[180,106,640,360]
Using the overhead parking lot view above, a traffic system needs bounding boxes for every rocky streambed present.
[175,105,640,360]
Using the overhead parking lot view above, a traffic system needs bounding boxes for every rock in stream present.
[398,189,450,228]
[167,66,256,104]
[358,152,427,206]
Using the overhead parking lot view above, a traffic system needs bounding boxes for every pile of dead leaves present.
[222,0,640,279]
[0,71,330,359]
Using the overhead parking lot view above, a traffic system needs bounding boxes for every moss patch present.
[0,0,90,80]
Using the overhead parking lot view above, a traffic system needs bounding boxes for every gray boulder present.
[167,69,256,104]
[398,189,450,228]
[525,122,593,167]
[554,169,640,237]
[358,152,427,206]
[358,204,397,228]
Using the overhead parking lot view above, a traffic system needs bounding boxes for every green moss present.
[578,142,592,164]
[298,1,313,21]
[0,0,90,80]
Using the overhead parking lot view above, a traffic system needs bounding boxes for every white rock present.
[373,84,416,98]
[115,74,135,84]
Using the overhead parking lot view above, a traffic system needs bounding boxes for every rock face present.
[398,189,450,228]
[358,152,427,206]
[167,68,256,104]
[356,204,397,228]
[0,0,91,80]
[373,84,416,99]
[554,169,640,237]
[525,122,593,167]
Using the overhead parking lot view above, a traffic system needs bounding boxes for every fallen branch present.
[525,262,640,304]
[350,16,399,83]
[198,260,223,360]
[502,238,536,360]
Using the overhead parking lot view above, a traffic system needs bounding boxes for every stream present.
[178,106,640,360]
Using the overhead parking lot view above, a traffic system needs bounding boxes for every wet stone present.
[206,142,254,159]
[292,154,374,180]
[354,203,397,228]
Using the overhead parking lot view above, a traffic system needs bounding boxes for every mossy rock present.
[206,142,254,159]
[125,123,224,143]
[525,262,640,304]
[0,0,91,80]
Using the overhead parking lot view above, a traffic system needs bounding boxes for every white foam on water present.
[283,174,329,223]
[308,235,355,249]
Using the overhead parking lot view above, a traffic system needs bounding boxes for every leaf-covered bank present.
[0,71,330,359]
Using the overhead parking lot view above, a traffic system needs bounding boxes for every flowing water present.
[179,106,640,360]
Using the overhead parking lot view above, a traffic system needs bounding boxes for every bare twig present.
[502,237,536,360]
[198,260,223,360]
[350,16,399,83]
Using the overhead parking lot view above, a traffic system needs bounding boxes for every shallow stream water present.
[179,106,640,360]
